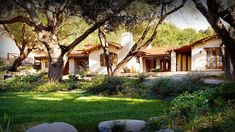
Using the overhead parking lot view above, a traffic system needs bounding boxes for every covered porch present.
[171,45,191,71]
[138,48,171,72]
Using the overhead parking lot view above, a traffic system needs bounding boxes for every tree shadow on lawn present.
[0,92,170,132]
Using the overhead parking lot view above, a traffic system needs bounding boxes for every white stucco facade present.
[88,32,136,74]
[170,37,224,73]
[191,38,222,71]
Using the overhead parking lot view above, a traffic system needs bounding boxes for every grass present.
[0,92,169,132]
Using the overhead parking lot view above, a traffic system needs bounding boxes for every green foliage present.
[216,81,235,100]
[65,75,79,90]
[84,75,151,97]
[0,58,10,72]
[183,72,206,85]
[6,23,39,48]
[87,75,126,95]
[150,78,179,98]
[0,113,11,132]
[163,80,235,131]
[220,106,235,131]
[170,91,209,120]
[35,82,66,92]
[135,72,149,83]
[147,116,173,131]
[0,74,44,92]
[150,73,207,99]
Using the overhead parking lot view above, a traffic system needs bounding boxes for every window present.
[45,60,49,68]
[100,52,117,66]
[205,48,223,69]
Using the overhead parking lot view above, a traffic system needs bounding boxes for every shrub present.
[0,113,11,132]
[170,91,210,121]
[65,75,79,90]
[183,72,206,85]
[216,81,235,100]
[135,72,149,83]
[147,116,173,131]
[87,75,126,95]
[150,78,180,98]
[123,80,151,98]
[178,72,206,93]
[35,82,66,92]
[0,74,44,92]
[219,106,235,131]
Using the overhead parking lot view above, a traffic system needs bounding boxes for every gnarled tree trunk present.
[193,0,235,79]
[98,28,113,76]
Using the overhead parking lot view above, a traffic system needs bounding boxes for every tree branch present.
[113,0,187,74]
[66,0,134,52]
[0,16,34,27]
[207,0,235,29]
[2,24,21,50]
[14,0,46,31]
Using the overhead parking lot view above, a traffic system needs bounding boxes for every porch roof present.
[85,42,122,53]
[170,35,218,53]
[34,50,88,60]
[138,47,171,57]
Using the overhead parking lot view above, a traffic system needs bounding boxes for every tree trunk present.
[193,0,235,79]
[48,57,65,82]
[9,57,23,71]
[98,29,113,76]
[221,46,232,79]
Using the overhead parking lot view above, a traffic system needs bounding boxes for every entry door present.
[145,58,156,72]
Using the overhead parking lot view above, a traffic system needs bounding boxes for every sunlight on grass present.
[32,96,63,101]
[0,92,170,131]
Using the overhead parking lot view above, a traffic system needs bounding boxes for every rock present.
[26,122,78,132]
[156,128,174,132]
[98,119,146,132]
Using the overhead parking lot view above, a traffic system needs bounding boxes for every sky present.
[166,0,211,31]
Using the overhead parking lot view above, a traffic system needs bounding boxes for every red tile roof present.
[85,42,122,52]
[171,35,218,53]
[138,47,171,56]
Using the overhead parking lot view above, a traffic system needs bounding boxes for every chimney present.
[120,32,133,48]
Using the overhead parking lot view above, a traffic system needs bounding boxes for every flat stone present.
[98,119,146,132]
[156,128,174,132]
[203,78,224,85]
[26,122,78,132]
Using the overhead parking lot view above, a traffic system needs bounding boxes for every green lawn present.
[0,92,170,131]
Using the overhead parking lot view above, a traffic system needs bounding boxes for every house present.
[35,33,225,75]
[170,35,224,72]
[35,32,171,74]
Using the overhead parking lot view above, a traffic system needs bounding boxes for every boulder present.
[98,119,146,132]
[26,122,78,132]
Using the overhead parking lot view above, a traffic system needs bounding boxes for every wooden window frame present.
[205,47,223,69]
[100,52,118,67]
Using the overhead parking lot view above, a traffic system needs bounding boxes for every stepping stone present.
[156,129,174,132]
[98,119,146,132]
[26,122,78,132]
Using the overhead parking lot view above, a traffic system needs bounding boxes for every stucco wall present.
[191,38,222,71]
[41,59,48,72]
[88,32,135,74]
[89,46,120,74]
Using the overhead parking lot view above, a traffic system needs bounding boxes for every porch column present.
[171,51,176,72]
[139,57,144,72]
[69,58,75,74]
